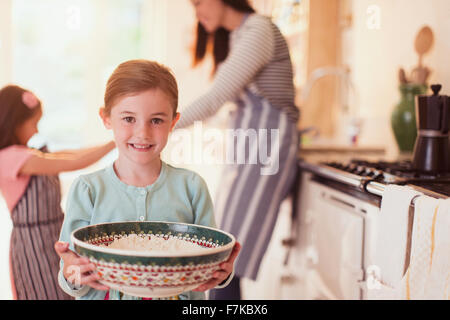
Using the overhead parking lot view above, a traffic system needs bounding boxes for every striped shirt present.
[175,13,300,129]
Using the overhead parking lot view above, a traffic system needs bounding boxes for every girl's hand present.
[193,242,241,292]
[54,241,109,291]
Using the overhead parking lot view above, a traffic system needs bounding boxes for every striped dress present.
[10,148,72,300]
[175,13,300,280]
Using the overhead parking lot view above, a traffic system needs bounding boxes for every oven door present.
[300,177,366,299]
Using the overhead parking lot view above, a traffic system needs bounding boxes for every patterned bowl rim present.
[70,221,236,258]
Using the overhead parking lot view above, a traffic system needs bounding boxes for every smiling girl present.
[55,59,240,300]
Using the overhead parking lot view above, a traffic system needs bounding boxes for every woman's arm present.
[19,141,115,176]
[50,143,114,158]
[175,15,275,129]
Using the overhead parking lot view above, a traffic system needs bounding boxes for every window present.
[0,0,156,300]
[12,0,145,148]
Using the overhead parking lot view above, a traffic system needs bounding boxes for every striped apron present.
[10,173,72,300]
[215,90,299,280]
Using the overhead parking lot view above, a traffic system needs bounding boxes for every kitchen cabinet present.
[285,171,380,299]
[307,177,364,299]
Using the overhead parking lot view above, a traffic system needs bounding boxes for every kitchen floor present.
[241,198,295,299]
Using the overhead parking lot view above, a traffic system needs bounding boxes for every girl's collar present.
[107,160,167,193]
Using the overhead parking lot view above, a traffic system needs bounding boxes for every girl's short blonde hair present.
[104,60,178,116]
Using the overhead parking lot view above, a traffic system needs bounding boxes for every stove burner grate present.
[323,159,450,197]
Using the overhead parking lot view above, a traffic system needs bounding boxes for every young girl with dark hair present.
[0,85,115,299]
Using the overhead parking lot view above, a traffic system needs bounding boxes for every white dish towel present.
[374,185,423,289]
[404,196,450,299]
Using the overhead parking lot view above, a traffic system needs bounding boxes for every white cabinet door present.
[307,180,365,300]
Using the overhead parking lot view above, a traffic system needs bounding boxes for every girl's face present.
[14,108,42,145]
[191,0,226,33]
[102,89,179,168]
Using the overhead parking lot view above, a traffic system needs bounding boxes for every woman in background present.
[0,85,115,299]
[176,0,300,299]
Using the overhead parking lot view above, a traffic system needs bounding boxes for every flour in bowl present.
[102,234,208,254]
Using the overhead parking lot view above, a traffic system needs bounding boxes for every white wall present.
[0,0,13,300]
[0,0,12,86]
[0,198,13,299]
[345,0,450,159]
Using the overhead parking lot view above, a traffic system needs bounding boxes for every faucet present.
[300,66,361,144]
[300,65,355,114]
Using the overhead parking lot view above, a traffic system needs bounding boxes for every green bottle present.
[391,83,428,153]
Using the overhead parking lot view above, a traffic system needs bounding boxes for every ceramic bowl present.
[71,221,235,298]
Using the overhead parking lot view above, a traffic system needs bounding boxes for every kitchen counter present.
[301,145,385,154]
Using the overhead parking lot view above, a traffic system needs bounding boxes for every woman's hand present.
[193,242,241,292]
[54,241,109,291]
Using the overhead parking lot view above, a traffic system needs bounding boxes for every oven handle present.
[319,190,368,218]
[300,161,385,196]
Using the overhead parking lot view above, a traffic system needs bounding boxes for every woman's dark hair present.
[0,85,42,149]
[193,0,255,74]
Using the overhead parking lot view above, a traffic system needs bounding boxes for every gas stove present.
[327,159,450,195]
[300,159,450,200]
[292,158,448,300]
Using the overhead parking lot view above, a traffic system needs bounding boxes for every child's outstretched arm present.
[19,141,115,176]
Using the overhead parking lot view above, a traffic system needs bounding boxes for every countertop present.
[299,143,387,162]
